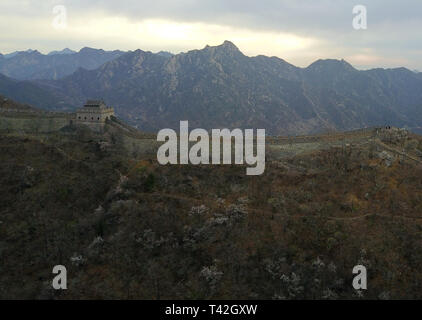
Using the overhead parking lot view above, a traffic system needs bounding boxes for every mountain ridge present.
[0,48,125,80]
[0,41,421,135]
[47,48,77,56]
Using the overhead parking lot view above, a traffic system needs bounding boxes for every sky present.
[0,0,421,70]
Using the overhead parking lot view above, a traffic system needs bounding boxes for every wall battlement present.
[267,126,405,145]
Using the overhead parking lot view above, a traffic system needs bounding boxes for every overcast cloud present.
[0,0,421,70]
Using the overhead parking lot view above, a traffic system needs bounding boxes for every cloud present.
[0,0,421,70]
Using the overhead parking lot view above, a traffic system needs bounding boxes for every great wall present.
[1,100,421,165]
[0,103,401,141]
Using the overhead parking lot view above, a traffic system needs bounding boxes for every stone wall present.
[268,127,378,145]
[0,109,74,133]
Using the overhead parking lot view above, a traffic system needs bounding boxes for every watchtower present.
[75,100,114,129]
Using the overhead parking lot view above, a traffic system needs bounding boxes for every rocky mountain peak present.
[202,41,241,53]
[79,47,105,55]
[48,48,76,56]
[221,40,239,50]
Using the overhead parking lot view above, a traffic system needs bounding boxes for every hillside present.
[0,74,74,110]
[0,94,38,112]
[1,111,422,299]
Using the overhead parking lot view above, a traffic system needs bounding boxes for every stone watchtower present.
[75,100,114,129]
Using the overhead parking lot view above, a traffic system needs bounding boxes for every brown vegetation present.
[1,127,422,299]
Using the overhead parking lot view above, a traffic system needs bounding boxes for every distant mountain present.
[47,48,76,56]
[0,41,421,135]
[3,52,17,59]
[3,49,37,59]
[0,48,125,80]
[156,51,174,58]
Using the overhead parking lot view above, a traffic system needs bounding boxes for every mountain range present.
[0,41,421,135]
[0,48,125,80]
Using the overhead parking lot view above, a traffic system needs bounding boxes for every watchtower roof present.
[84,100,106,108]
